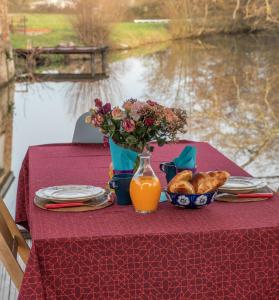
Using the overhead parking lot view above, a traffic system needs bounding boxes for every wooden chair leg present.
[0,237,24,290]
[0,201,30,264]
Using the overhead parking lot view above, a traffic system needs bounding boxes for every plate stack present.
[34,185,112,211]
[216,176,273,202]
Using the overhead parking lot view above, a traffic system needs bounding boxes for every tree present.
[71,0,127,46]
[0,0,9,41]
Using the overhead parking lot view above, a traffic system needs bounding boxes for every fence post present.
[101,50,108,74]
[23,16,26,35]
[10,17,14,34]
[91,54,96,77]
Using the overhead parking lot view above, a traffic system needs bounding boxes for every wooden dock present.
[0,239,31,300]
[16,73,109,83]
[14,46,108,55]
[0,260,18,300]
[14,46,109,77]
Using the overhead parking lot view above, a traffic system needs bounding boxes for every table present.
[16,142,279,300]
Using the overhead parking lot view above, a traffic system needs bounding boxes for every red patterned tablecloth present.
[16,142,279,300]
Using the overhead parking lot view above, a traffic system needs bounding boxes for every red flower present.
[103,136,109,148]
[144,118,155,126]
[122,119,136,133]
[147,100,158,106]
[95,98,103,108]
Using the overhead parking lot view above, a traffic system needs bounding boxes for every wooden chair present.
[0,197,30,290]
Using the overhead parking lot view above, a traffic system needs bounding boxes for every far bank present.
[10,13,279,52]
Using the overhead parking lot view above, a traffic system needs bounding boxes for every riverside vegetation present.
[10,14,170,50]
[10,0,279,50]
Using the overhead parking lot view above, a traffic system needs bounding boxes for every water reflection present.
[142,34,279,183]
[65,61,128,116]
[1,33,279,214]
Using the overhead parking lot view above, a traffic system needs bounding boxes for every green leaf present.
[108,124,116,131]
[157,138,166,147]
[147,145,155,152]
[126,135,138,145]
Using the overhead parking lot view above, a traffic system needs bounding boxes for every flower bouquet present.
[86,98,187,213]
[86,98,187,154]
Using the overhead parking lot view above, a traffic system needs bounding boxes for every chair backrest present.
[72,112,104,143]
[0,198,30,289]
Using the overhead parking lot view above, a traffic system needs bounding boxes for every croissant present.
[167,170,194,194]
[168,181,195,194]
[191,171,230,194]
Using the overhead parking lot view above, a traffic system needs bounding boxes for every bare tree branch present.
[233,0,240,19]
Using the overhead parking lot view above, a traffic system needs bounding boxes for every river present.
[1,33,279,214]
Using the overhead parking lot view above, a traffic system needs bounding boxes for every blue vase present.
[109,138,138,174]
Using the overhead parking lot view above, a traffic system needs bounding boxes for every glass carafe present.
[129,152,161,213]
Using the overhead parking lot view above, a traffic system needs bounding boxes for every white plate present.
[36,185,105,203]
[221,176,263,189]
[219,176,266,193]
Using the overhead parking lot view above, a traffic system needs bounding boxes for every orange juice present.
[130,176,161,213]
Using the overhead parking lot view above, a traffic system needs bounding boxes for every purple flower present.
[102,103,112,114]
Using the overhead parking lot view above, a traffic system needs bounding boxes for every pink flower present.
[111,107,125,120]
[129,110,141,121]
[123,100,135,111]
[92,114,104,127]
[165,108,178,123]
[129,101,146,121]
[95,98,103,108]
[131,101,146,112]
[122,119,136,133]
[144,118,155,126]
[102,103,111,114]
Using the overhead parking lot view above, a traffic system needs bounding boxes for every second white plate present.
[219,176,265,193]
[36,185,105,203]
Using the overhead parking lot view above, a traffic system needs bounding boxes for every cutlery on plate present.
[44,200,106,209]
[216,193,273,199]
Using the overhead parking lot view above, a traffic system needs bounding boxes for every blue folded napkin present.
[160,192,168,202]
[173,146,197,169]
[109,138,138,171]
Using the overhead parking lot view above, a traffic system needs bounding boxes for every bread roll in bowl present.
[168,181,195,194]
[167,170,230,195]
[167,170,194,193]
[191,171,230,194]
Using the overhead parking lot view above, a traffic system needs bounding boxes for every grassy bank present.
[10,14,171,50]
[10,14,77,48]
[111,22,170,49]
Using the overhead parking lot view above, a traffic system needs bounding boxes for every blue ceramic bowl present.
[165,190,217,209]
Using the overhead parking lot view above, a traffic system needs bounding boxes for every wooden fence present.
[9,16,27,35]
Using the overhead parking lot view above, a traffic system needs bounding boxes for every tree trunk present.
[0,0,15,87]
[265,0,272,20]
[0,0,9,40]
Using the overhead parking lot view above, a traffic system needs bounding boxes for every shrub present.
[71,0,126,46]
